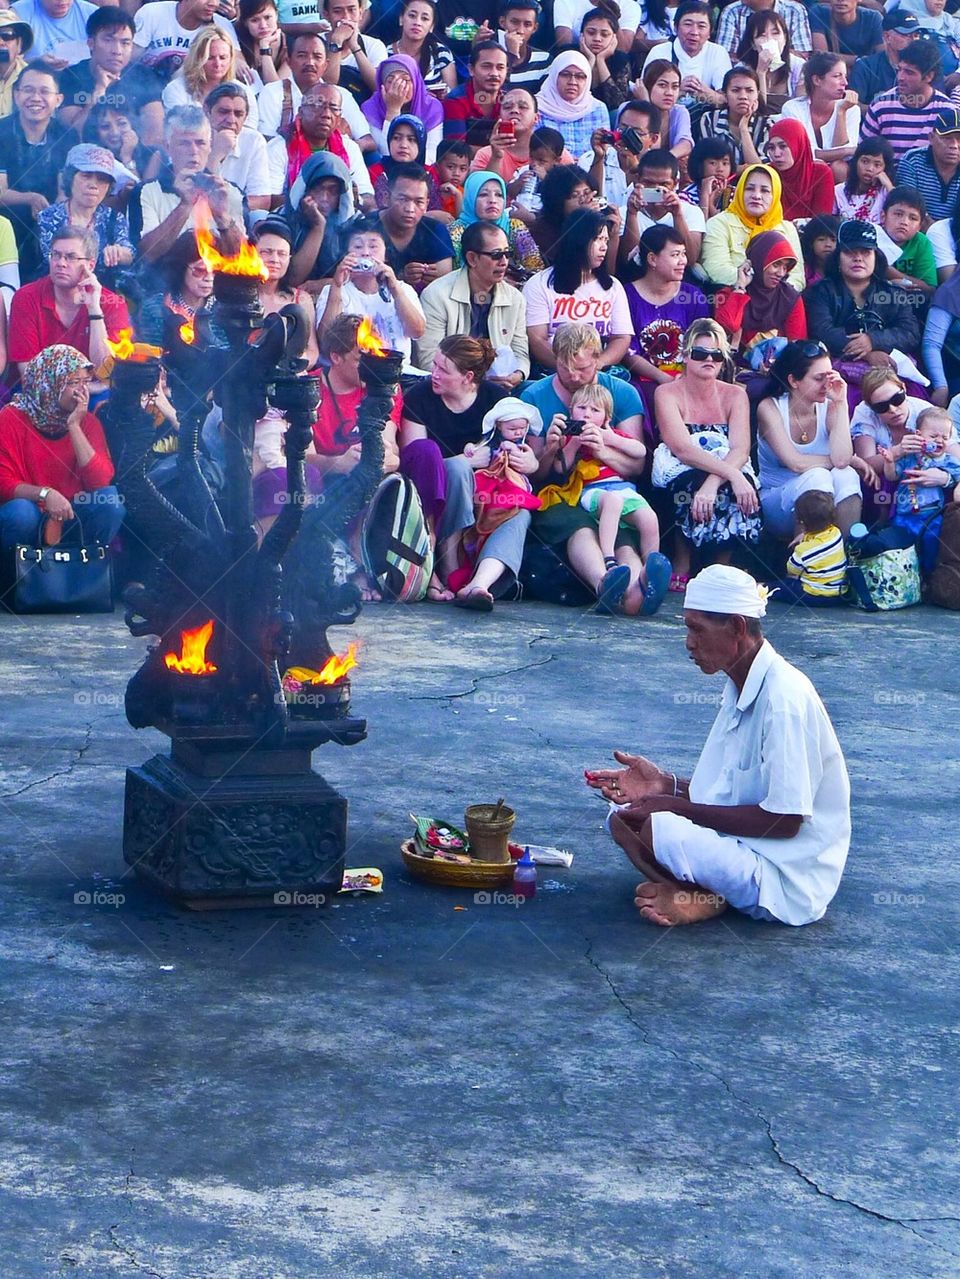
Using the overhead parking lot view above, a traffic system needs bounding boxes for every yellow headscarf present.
[728,164,785,237]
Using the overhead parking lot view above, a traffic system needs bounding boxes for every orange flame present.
[193,197,268,280]
[312,643,359,685]
[164,620,218,676]
[106,328,162,363]
[356,317,387,357]
[179,319,196,345]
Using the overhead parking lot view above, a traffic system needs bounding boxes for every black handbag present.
[13,543,114,614]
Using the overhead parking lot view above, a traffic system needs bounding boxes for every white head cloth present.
[683,565,770,618]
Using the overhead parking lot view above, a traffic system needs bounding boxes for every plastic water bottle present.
[847,522,869,557]
[513,846,537,900]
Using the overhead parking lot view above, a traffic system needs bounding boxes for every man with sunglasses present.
[419,221,529,384]
[0,13,31,119]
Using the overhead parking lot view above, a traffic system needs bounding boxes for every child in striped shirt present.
[784,489,848,604]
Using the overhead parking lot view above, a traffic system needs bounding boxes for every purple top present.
[361,53,443,134]
[627,281,711,370]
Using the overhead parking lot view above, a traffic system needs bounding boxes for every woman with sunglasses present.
[757,338,873,540]
[850,368,959,521]
[652,319,761,591]
[802,219,920,399]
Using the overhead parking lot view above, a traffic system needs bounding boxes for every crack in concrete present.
[0,724,94,800]
[107,1225,168,1278]
[408,652,558,701]
[585,941,960,1258]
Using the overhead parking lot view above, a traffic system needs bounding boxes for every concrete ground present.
[1,594,957,1279]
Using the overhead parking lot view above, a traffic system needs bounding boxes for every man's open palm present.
[585,752,667,803]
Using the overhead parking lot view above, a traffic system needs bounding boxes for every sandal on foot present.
[454,589,495,613]
[595,564,630,615]
[668,572,689,594]
[640,552,672,617]
[427,583,455,602]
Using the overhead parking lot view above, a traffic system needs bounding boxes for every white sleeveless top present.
[758,393,830,491]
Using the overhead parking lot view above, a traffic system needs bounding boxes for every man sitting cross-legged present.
[586,565,851,927]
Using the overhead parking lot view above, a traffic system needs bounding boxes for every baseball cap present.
[66,144,117,179]
[837,220,878,250]
[882,9,920,33]
[0,11,34,51]
[934,105,960,133]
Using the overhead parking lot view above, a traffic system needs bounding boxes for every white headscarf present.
[684,566,771,618]
[536,51,603,123]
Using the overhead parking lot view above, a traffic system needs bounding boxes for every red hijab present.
[768,118,835,221]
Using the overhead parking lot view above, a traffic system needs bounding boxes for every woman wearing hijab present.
[700,162,805,291]
[715,231,807,359]
[283,152,356,288]
[0,346,123,554]
[765,118,834,222]
[368,116,442,211]
[447,171,543,280]
[536,51,610,157]
[361,53,444,163]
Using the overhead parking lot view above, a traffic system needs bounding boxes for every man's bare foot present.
[634,881,727,926]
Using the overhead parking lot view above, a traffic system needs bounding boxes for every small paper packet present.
[341,867,384,894]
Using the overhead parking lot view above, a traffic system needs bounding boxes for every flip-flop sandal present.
[640,552,672,616]
[454,590,494,613]
[668,573,690,594]
[595,564,630,615]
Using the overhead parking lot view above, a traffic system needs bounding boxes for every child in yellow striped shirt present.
[785,491,848,604]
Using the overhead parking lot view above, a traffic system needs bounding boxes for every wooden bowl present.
[400,840,516,889]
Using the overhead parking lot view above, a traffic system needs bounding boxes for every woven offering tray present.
[400,839,516,889]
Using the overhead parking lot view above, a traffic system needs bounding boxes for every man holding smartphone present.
[443,40,509,143]
[618,148,705,268]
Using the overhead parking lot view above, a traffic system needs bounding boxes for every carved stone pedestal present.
[123,746,347,909]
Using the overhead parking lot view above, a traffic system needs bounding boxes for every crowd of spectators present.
[2,0,960,614]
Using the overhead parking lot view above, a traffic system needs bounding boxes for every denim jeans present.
[0,485,125,552]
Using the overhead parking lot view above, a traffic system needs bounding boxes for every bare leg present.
[455,555,504,606]
[566,526,608,593]
[835,492,862,537]
[615,544,645,616]
[610,811,728,926]
[596,491,626,562]
[671,531,691,580]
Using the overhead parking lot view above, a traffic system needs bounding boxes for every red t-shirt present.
[0,405,114,502]
[8,276,131,366]
[312,377,402,455]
